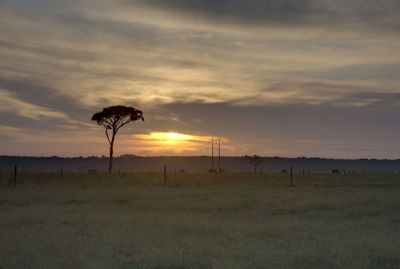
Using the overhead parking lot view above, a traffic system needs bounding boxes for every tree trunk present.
[108,143,113,173]
[108,130,116,173]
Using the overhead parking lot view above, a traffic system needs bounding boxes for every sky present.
[0,0,399,158]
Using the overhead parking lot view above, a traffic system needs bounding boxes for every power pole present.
[217,137,223,172]
[209,137,214,170]
[212,137,214,170]
[209,137,220,171]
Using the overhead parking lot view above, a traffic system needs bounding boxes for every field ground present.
[0,172,399,268]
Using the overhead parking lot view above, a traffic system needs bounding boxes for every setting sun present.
[166,132,183,140]
[135,132,210,145]
[131,132,217,154]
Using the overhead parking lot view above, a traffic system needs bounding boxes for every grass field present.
[0,171,399,268]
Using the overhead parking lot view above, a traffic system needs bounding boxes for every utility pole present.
[217,137,224,172]
[209,137,215,170]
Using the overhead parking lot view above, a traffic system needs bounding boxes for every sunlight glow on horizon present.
[130,132,226,154]
[166,132,184,140]
[134,132,211,144]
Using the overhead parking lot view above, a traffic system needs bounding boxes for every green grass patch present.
[0,171,399,268]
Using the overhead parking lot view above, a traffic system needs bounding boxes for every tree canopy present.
[92,105,144,128]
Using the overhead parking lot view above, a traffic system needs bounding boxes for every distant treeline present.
[1,156,400,172]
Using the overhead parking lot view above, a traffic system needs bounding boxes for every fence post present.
[164,164,167,186]
[14,165,17,187]
[290,166,293,186]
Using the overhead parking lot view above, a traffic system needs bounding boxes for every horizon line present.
[1,155,399,161]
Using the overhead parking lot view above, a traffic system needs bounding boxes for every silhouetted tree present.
[244,155,262,173]
[92,105,144,173]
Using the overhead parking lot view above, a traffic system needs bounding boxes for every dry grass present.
[0,171,399,268]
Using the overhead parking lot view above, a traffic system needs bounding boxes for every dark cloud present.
[140,0,311,16]
[0,78,92,121]
[159,101,397,139]
[131,0,400,32]
[334,92,400,107]
[155,100,400,157]
[295,62,400,81]
[0,112,71,132]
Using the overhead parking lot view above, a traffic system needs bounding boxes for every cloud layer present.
[0,0,399,158]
